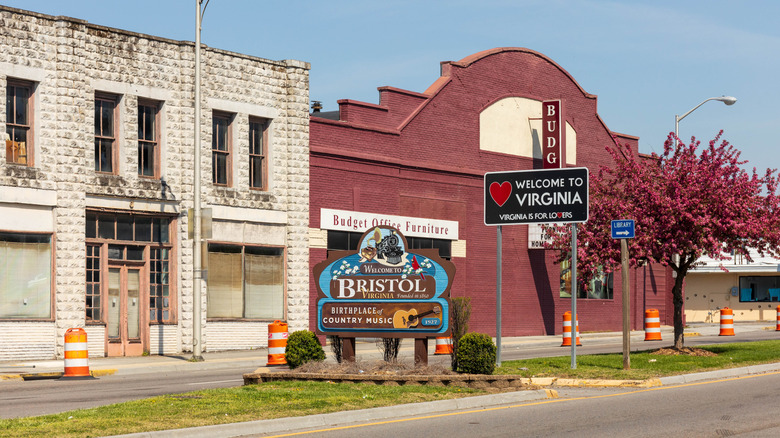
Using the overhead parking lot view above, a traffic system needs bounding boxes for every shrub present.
[456,332,496,375]
[285,330,325,369]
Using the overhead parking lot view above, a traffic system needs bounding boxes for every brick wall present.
[310,48,670,336]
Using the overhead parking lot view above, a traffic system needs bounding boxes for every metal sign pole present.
[571,223,577,369]
[496,225,502,367]
[622,238,631,369]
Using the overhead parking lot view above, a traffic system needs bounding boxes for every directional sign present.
[611,220,635,239]
[484,167,589,226]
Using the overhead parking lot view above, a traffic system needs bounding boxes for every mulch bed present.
[292,360,456,376]
[651,347,717,357]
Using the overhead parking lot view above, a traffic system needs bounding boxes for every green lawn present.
[496,340,780,380]
[3,340,780,438]
[0,381,482,438]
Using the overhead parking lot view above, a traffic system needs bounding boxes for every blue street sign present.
[611,220,635,239]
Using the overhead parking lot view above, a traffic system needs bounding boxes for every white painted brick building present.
[0,6,310,360]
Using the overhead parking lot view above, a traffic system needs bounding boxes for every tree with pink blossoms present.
[546,132,780,349]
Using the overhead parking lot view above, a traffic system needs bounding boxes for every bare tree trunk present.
[672,269,687,349]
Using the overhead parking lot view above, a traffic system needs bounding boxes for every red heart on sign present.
[489,181,512,207]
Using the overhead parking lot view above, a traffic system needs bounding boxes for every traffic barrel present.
[60,328,94,379]
[719,307,735,336]
[776,305,780,331]
[434,337,453,355]
[644,309,662,341]
[561,311,582,346]
[267,320,288,366]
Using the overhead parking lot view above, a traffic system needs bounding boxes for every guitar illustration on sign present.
[392,306,441,329]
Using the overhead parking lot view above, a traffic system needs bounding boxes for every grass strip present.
[0,381,481,438]
[496,340,780,380]
[3,340,780,437]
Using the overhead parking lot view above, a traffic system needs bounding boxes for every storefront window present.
[327,230,451,259]
[559,257,613,299]
[0,233,51,319]
[85,211,174,324]
[739,276,780,302]
[207,244,285,320]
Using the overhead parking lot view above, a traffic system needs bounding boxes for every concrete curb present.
[658,362,780,385]
[107,389,556,438]
[1,368,117,381]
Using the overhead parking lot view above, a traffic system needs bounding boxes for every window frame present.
[206,242,287,321]
[94,92,120,174]
[211,111,233,186]
[137,99,161,179]
[249,117,269,190]
[5,79,35,166]
[0,231,54,321]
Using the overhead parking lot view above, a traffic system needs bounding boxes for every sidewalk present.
[1,321,774,380]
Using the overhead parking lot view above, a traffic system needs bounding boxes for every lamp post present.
[674,96,737,147]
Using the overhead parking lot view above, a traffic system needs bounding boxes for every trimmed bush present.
[456,332,496,374]
[285,330,325,369]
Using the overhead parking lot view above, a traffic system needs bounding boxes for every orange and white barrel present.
[719,307,735,336]
[267,320,288,366]
[776,305,780,331]
[644,309,662,341]
[62,328,91,379]
[561,311,582,347]
[434,337,453,355]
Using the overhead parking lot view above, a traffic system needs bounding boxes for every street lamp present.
[674,96,737,147]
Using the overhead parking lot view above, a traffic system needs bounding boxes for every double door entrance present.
[107,264,145,357]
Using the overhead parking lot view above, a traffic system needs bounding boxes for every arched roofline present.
[435,47,597,100]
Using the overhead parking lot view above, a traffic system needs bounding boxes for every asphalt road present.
[253,371,780,437]
[0,367,245,419]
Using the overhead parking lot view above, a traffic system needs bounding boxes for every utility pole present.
[192,0,209,361]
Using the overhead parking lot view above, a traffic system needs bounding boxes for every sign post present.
[611,219,635,370]
[485,167,589,367]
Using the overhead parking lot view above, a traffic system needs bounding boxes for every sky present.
[4,0,779,168]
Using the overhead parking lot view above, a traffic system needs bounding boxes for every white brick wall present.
[0,6,310,359]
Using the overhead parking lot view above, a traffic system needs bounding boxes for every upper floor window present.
[6,80,34,166]
[138,100,160,178]
[94,93,119,173]
[249,117,268,190]
[212,112,233,186]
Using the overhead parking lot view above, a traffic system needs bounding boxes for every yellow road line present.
[262,370,780,438]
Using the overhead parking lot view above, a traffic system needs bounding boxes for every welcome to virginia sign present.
[314,226,454,338]
[484,167,589,225]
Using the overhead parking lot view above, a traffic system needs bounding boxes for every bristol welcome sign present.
[314,226,454,339]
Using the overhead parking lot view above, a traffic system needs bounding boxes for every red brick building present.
[309,48,672,336]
